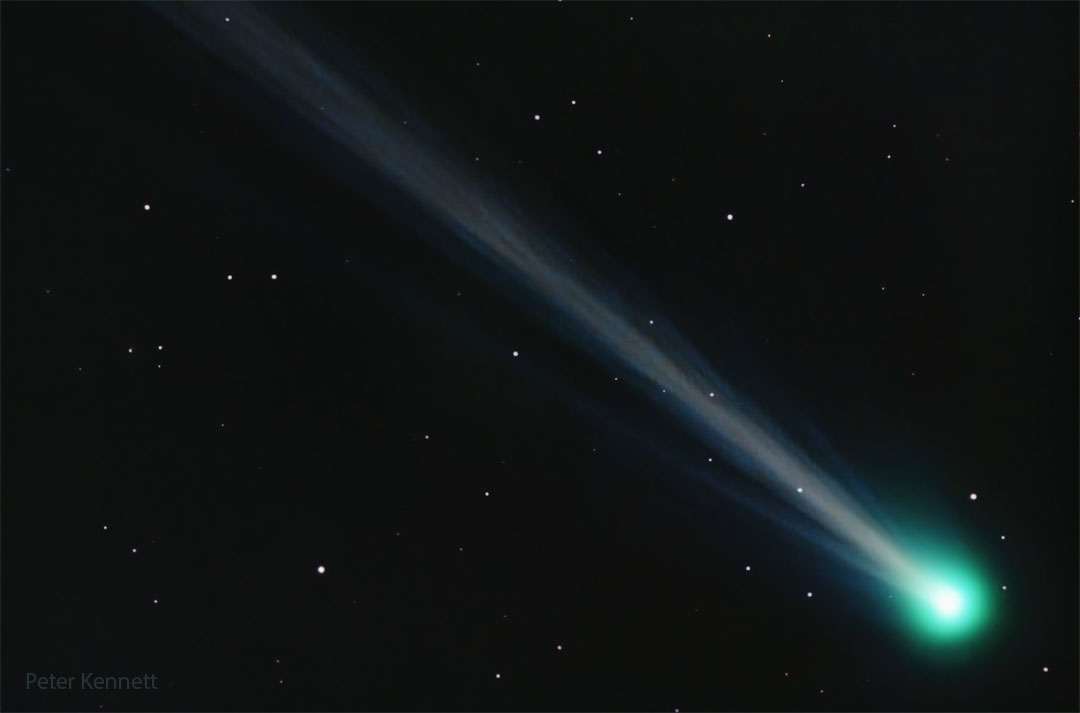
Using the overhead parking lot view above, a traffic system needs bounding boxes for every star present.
[807,591,813,597]
[745,565,751,571]
[227,274,233,280]
[270,273,278,280]
[494,673,501,679]
[1043,666,1049,673]
[969,492,978,501]
[143,203,150,211]
[570,99,576,106]
[596,149,603,155]
[556,644,563,651]
[533,114,540,121]
[726,213,733,221]
[316,565,326,574]
[512,350,519,357]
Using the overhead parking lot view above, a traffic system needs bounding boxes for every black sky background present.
[2,2,1077,711]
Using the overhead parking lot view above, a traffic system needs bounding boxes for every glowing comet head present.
[899,549,993,643]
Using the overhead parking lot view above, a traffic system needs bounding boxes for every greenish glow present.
[899,554,992,643]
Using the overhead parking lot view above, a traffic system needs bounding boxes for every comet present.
[156,4,991,641]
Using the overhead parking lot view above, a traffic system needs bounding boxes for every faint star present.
[1043,666,1049,673]
[533,114,540,121]
[745,565,751,571]
[316,565,326,574]
[1000,535,1006,540]
[512,350,519,357]
[103,525,108,531]
[709,392,715,397]
[797,487,804,493]
[495,673,501,679]
[128,347,134,354]
[227,274,233,280]
[556,644,563,651]
[570,99,577,106]
[969,492,978,500]
[143,204,150,211]
[131,548,137,554]
[484,491,490,497]
[807,591,813,597]
[270,273,278,280]
[726,213,733,221]
[596,149,603,155]
[153,599,158,604]
[1002,585,1007,590]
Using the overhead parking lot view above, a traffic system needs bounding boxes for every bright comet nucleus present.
[932,586,963,618]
